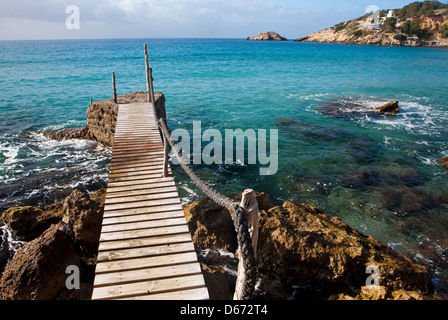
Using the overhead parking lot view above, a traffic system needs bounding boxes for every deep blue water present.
[1,38,448,289]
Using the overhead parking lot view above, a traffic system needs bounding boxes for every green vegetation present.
[348,29,363,37]
[396,1,448,20]
[381,17,398,32]
[394,34,407,41]
[441,24,448,37]
[334,22,346,32]
[401,18,432,38]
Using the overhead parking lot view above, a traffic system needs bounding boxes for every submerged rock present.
[246,32,287,41]
[317,99,399,118]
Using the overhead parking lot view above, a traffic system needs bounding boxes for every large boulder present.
[183,194,433,299]
[257,201,432,298]
[0,223,81,300]
[183,192,273,252]
[62,189,106,254]
[1,206,62,241]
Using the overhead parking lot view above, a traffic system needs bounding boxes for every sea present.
[0,38,448,290]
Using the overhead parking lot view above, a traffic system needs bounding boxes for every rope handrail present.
[157,118,256,300]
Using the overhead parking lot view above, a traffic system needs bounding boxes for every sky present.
[0,0,445,40]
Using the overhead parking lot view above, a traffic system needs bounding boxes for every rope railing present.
[157,118,256,300]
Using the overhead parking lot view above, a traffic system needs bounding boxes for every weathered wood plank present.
[95,251,199,274]
[118,287,210,300]
[97,233,193,252]
[94,262,202,287]
[91,274,207,300]
[99,224,189,242]
[102,209,185,225]
[92,101,207,300]
[101,217,186,233]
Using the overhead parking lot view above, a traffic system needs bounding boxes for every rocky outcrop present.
[2,206,63,242]
[0,223,82,300]
[438,157,448,169]
[42,91,166,147]
[183,192,273,252]
[246,32,287,41]
[62,189,106,254]
[0,189,106,299]
[183,194,433,300]
[295,11,448,47]
[375,100,400,113]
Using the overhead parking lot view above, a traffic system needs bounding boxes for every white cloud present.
[0,0,361,40]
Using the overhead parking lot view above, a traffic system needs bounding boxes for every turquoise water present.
[1,38,448,289]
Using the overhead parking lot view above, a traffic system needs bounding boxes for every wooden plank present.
[99,224,189,242]
[94,262,202,287]
[118,287,210,300]
[106,183,177,198]
[106,178,177,189]
[102,209,185,225]
[106,180,176,194]
[100,217,187,233]
[105,187,178,203]
[103,199,181,217]
[92,101,207,301]
[103,193,180,211]
[91,274,207,300]
[95,251,200,274]
[98,233,193,252]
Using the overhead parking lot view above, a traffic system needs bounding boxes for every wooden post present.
[162,133,169,177]
[144,44,158,122]
[144,44,153,103]
[90,98,93,107]
[112,72,117,103]
[234,189,259,300]
[240,189,259,258]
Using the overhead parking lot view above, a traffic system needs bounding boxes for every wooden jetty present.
[91,47,209,300]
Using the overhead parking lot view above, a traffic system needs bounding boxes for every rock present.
[183,192,274,252]
[1,206,62,241]
[375,101,399,114]
[256,200,432,298]
[246,32,287,41]
[0,223,81,300]
[200,263,233,300]
[356,286,387,300]
[0,228,15,274]
[183,193,432,299]
[62,189,106,254]
[41,91,166,147]
[438,157,448,169]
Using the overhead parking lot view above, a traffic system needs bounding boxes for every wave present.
[0,131,111,212]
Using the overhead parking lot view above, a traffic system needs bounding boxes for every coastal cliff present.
[295,2,448,47]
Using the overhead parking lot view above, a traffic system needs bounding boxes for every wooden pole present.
[162,133,169,177]
[144,44,152,103]
[90,98,93,107]
[234,189,259,300]
[112,72,117,103]
[144,44,158,121]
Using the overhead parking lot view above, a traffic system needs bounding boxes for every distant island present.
[295,1,448,47]
[245,31,287,41]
